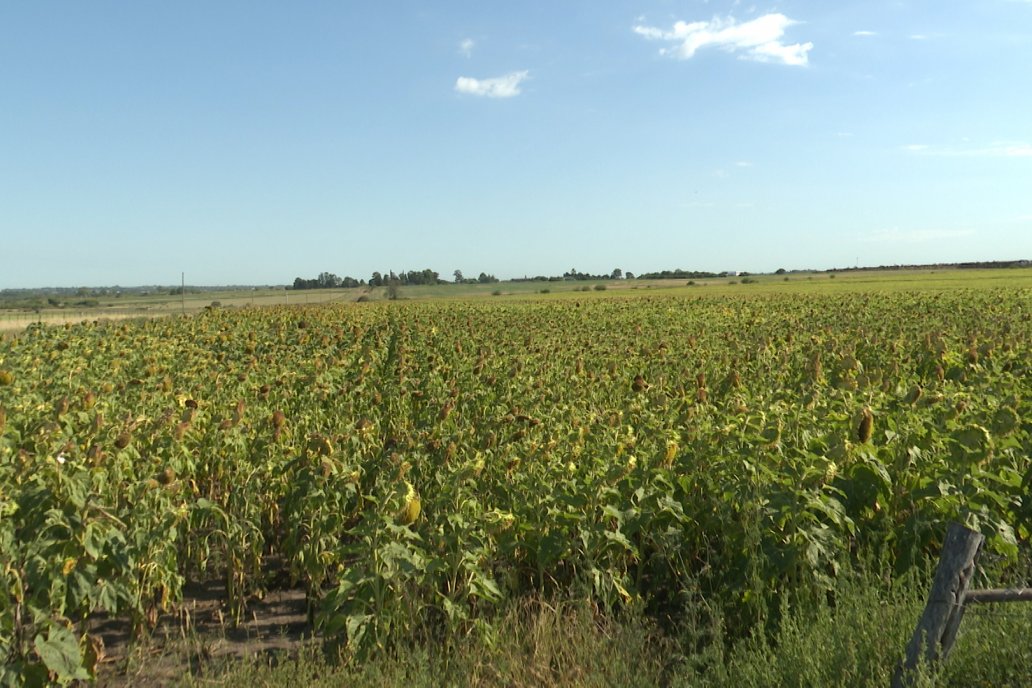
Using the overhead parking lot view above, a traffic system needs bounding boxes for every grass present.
[132,599,673,688]
[106,563,1032,688]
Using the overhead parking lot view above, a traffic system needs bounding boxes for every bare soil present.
[93,580,314,686]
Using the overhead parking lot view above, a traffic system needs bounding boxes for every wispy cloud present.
[862,228,975,244]
[455,71,529,98]
[909,34,929,40]
[459,38,475,58]
[853,30,877,37]
[633,13,813,67]
[902,142,1032,158]
[998,143,1032,157]
[735,161,753,167]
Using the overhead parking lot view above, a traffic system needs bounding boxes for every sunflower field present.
[1,288,1029,684]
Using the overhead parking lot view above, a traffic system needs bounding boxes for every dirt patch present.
[94,580,316,686]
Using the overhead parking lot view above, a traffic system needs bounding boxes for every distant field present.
[3,267,1031,332]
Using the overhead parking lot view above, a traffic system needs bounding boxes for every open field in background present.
[4,267,1032,333]
[1,267,1031,685]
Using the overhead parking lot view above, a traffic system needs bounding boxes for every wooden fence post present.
[892,522,984,688]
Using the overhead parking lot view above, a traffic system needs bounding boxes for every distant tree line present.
[368,269,443,287]
[512,268,628,282]
[292,269,449,290]
[452,270,499,284]
[292,272,364,290]
[288,259,1032,292]
[635,269,724,280]
[560,268,627,281]
[824,259,1031,273]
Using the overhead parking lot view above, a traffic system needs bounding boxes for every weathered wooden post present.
[892,522,984,688]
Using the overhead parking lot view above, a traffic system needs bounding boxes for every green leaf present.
[81,522,104,559]
[604,529,638,555]
[34,625,89,683]
[537,531,567,568]
[470,573,503,602]
[346,613,372,648]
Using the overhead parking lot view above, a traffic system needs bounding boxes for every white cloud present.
[459,38,475,58]
[455,70,529,98]
[735,161,753,167]
[902,142,1032,158]
[853,30,877,37]
[862,228,975,244]
[909,34,928,40]
[633,13,813,67]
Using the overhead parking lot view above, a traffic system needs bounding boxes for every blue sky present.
[3,1,1031,287]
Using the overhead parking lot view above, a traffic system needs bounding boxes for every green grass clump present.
[141,567,1032,688]
[678,570,923,688]
[169,569,1032,688]
[176,600,673,688]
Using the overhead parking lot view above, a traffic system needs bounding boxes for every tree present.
[625,272,635,280]
[317,272,342,288]
[453,269,464,284]
[611,268,623,280]
[370,272,383,287]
